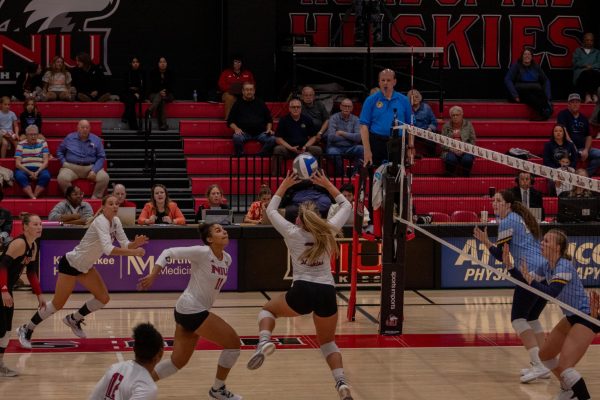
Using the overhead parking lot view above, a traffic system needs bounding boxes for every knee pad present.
[541,356,559,371]
[320,341,340,359]
[560,368,582,389]
[0,333,9,348]
[218,349,240,369]
[258,310,276,324]
[38,301,56,319]
[154,358,179,380]
[528,319,544,334]
[511,318,531,335]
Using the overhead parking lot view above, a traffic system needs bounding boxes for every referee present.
[359,68,413,166]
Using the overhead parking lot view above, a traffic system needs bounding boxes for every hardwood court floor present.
[2,289,600,399]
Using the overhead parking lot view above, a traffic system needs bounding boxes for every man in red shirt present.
[112,183,136,208]
[218,56,255,119]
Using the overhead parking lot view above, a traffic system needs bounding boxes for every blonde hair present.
[88,194,118,225]
[298,201,341,264]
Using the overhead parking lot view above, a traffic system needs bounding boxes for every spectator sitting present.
[555,153,576,197]
[407,89,438,157]
[19,98,43,140]
[48,185,93,225]
[440,106,476,177]
[121,56,145,130]
[14,125,51,199]
[243,184,272,224]
[572,33,600,104]
[0,190,12,251]
[327,182,370,227]
[56,119,110,199]
[14,62,43,101]
[195,184,230,223]
[71,52,111,102]
[543,124,578,169]
[300,86,329,142]
[557,93,600,177]
[41,55,72,101]
[218,55,255,119]
[146,56,175,131]
[568,169,595,198]
[504,47,552,121]
[0,96,19,158]
[325,98,363,177]
[228,82,275,156]
[112,183,137,208]
[280,177,332,222]
[138,184,185,225]
[508,171,545,220]
[273,98,322,176]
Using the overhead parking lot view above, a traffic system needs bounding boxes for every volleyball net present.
[365,122,600,334]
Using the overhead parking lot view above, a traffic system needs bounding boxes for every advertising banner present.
[39,239,238,292]
[441,236,600,288]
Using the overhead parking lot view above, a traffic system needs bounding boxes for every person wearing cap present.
[557,93,600,177]
[572,32,600,104]
[218,56,255,119]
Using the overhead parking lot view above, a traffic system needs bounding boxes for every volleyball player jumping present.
[247,170,354,400]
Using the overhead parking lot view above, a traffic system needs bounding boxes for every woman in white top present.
[17,194,148,348]
[89,322,164,400]
[138,223,242,400]
[247,170,354,400]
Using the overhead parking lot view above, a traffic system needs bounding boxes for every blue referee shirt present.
[359,90,412,137]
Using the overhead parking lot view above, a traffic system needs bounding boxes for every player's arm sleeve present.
[114,220,131,249]
[266,195,297,237]
[129,384,158,400]
[156,246,206,269]
[328,194,352,230]
[96,220,116,256]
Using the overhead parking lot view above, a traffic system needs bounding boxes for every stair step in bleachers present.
[43,120,102,136]
[412,177,548,195]
[441,102,595,118]
[180,121,280,137]
[184,139,261,155]
[413,196,558,216]
[191,177,279,196]
[2,197,102,217]
[410,158,543,175]
[3,179,95,198]
[1,158,61,175]
[186,157,272,175]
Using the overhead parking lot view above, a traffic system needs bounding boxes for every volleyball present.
[292,153,318,179]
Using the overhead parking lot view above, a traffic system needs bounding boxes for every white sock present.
[528,346,541,365]
[332,368,345,384]
[258,330,271,346]
[212,378,225,391]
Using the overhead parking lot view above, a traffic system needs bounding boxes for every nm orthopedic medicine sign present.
[39,239,238,292]
[441,236,600,288]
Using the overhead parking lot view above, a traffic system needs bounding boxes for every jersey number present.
[105,372,124,399]
[215,277,225,290]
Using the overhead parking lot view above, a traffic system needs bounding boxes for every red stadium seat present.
[450,210,479,223]
[428,211,451,223]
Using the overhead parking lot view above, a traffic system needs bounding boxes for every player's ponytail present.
[298,201,341,264]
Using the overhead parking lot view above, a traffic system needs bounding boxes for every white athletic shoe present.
[16,325,33,349]
[0,365,18,377]
[554,389,574,400]
[520,363,551,383]
[520,364,551,379]
[208,385,242,400]
[62,315,86,338]
[246,341,275,370]
[336,381,354,400]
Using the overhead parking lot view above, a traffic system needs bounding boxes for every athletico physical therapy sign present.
[39,239,239,292]
[441,236,600,288]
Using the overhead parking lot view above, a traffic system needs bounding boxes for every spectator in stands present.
[228,82,275,156]
[14,62,43,101]
[71,52,111,102]
[41,55,72,101]
[300,86,329,142]
[195,184,230,223]
[112,183,136,208]
[14,125,50,199]
[273,99,322,176]
[509,172,545,220]
[56,119,110,199]
[243,184,272,224]
[543,124,578,169]
[0,191,12,251]
[48,185,93,225]
[121,56,145,131]
[218,55,255,119]
[572,33,600,104]
[408,89,438,157]
[19,98,43,138]
[440,105,476,177]
[0,96,19,158]
[146,56,175,131]
[279,178,332,222]
[557,93,600,177]
[568,168,595,198]
[325,98,363,176]
[327,182,370,227]
[504,48,552,121]
[554,153,576,197]
[138,184,185,225]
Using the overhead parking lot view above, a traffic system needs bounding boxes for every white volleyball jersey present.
[156,246,232,314]
[89,360,157,400]
[266,194,351,286]
[66,214,130,273]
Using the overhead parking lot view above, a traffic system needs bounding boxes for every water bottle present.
[192,90,198,102]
